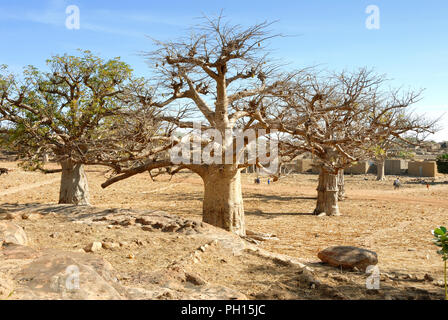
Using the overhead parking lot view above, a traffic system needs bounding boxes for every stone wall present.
[345,161,370,175]
[385,159,408,175]
[408,161,437,177]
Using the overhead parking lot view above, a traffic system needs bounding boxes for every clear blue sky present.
[1,0,447,140]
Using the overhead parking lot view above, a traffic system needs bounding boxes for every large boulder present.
[11,249,128,300]
[318,246,378,271]
[0,221,28,246]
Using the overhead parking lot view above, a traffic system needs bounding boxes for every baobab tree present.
[0,51,163,205]
[258,69,437,216]
[100,17,294,236]
[373,138,421,181]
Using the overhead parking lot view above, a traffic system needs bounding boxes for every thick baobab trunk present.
[337,169,345,201]
[324,172,341,216]
[202,166,245,236]
[314,169,326,214]
[59,160,90,205]
[314,169,341,216]
[376,159,386,181]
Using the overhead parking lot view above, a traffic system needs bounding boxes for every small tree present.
[432,226,448,300]
[0,51,151,205]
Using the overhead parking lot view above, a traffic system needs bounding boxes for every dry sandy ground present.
[1,161,447,300]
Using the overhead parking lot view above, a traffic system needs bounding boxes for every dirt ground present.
[1,160,447,300]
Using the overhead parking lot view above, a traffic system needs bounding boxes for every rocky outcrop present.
[0,211,248,300]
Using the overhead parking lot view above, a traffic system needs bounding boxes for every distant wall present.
[385,159,408,175]
[280,163,299,174]
[297,159,314,173]
[408,161,437,177]
[345,161,370,174]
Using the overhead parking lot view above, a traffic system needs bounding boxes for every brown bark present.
[201,166,246,236]
[324,172,341,216]
[314,168,341,216]
[314,169,326,214]
[59,160,90,205]
[376,159,386,181]
[337,169,345,201]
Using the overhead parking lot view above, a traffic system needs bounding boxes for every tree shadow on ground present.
[245,209,315,219]
[0,202,167,221]
[405,179,448,186]
[246,193,316,202]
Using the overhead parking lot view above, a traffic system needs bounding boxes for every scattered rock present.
[317,246,378,271]
[0,221,28,246]
[21,212,42,220]
[102,242,120,250]
[424,273,434,282]
[84,242,102,253]
[185,273,207,286]
[318,213,327,217]
[433,280,445,288]
[11,249,127,299]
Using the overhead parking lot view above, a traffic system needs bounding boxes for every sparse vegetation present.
[432,226,448,300]
[436,154,448,174]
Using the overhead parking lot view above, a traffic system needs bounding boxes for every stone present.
[0,221,28,246]
[318,213,327,217]
[119,241,129,247]
[424,273,434,282]
[317,246,378,271]
[21,212,42,220]
[185,272,207,286]
[11,249,127,299]
[102,242,120,250]
[84,242,102,253]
